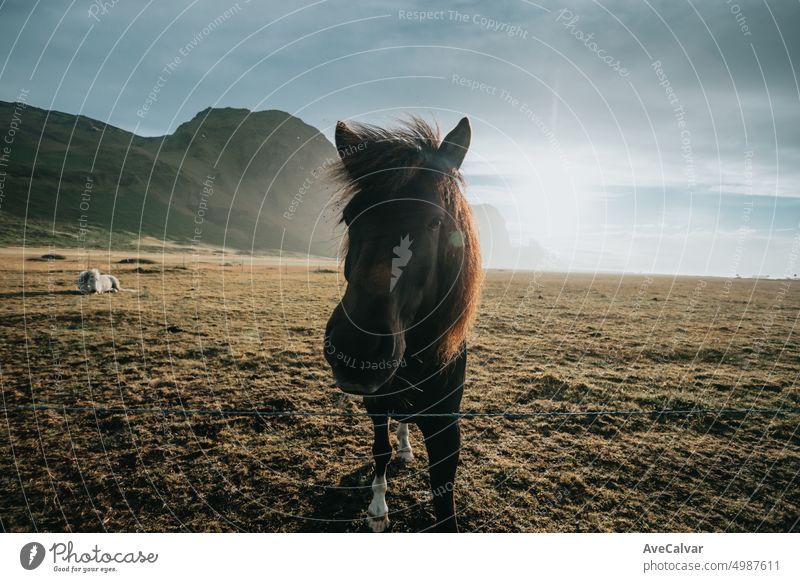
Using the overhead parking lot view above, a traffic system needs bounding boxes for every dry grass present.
[1,250,798,532]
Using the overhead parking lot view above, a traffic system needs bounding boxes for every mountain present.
[472,204,515,264]
[472,203,553,270]
[0,100,549,267]
[0,101,341,254]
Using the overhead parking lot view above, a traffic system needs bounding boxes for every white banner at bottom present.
[1,533,796,581]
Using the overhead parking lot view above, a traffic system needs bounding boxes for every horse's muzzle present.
[332,368,396,395]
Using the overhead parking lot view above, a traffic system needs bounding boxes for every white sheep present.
[76,268,126,294]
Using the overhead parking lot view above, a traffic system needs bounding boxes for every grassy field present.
[1,248,798,532]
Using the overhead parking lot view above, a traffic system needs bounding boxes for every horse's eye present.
[428,217,443,230]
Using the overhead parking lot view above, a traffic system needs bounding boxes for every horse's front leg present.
[367,414,391,532]
[420,418,460,532]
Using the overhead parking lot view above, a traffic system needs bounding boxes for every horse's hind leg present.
[396,422,413,462]
[367,415,391,532]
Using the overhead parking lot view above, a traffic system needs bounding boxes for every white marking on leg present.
[366,473,389,532]
[396,422,413,462]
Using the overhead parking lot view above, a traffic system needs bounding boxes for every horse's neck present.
[402,339,438,373]
[387,346,465,415]
[400,341,464,384]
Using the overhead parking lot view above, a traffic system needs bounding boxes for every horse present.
[76,268,124,294]
[324,116,482,532]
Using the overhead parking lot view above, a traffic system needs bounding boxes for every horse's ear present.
[335,121,358,153]
[335,121,362,175]
[438,117,471,171]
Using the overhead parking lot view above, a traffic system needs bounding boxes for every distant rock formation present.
[471,203,553,270]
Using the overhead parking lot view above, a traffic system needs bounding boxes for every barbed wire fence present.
[5,403,800,420]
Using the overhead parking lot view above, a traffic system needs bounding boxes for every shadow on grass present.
[297,463,374,532]
[0,290,83,298]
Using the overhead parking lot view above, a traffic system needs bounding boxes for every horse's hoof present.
[396,448,414,463]
[366,513,389,533]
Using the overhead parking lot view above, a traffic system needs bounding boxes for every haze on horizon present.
[1,0,799,277]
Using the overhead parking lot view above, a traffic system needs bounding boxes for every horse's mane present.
[334,117,482,363]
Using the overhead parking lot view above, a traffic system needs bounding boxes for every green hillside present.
[0,101,341,254]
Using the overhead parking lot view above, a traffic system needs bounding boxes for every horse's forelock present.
[334,117,443,215]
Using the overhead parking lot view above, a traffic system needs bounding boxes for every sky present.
[1,0,799,276]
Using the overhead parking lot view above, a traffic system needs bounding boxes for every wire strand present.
[4,404,799,420]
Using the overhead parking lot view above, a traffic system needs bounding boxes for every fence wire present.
[4,403,800,420]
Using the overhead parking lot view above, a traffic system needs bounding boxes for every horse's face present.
[324,118,471,395]
[325,174,446,394]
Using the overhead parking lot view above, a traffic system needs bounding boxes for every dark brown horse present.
[324,117,482,532]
